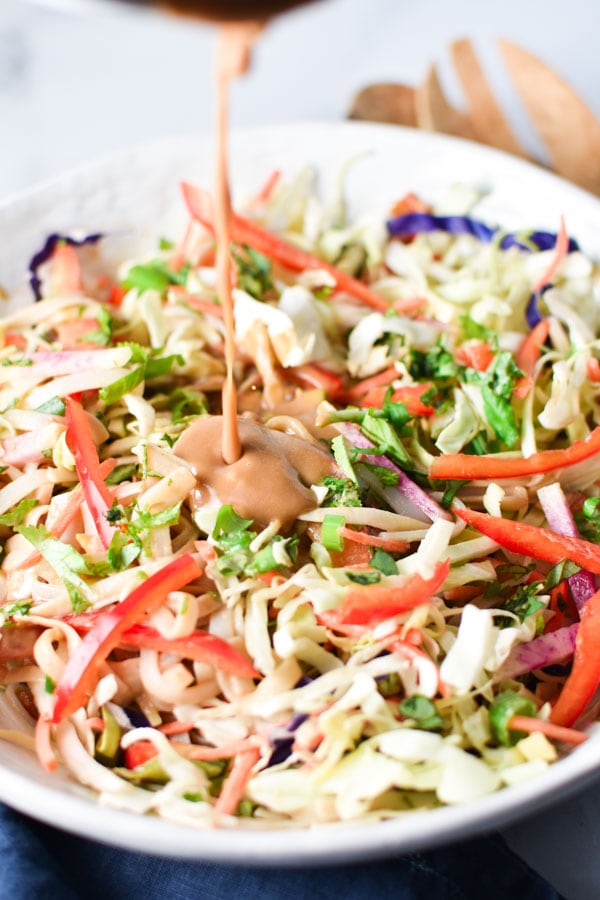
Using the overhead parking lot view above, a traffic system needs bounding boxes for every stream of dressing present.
[214,22,263,464]
[175,23,335,527]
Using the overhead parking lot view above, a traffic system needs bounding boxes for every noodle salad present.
[0,168,599,829]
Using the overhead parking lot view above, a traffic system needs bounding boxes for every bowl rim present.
[2,119,600,864]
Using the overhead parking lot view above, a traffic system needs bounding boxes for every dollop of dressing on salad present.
[215,22,263,465]
[208,21,330,527]
[175,415,334,530]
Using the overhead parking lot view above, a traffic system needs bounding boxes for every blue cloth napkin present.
[0,803,562,900]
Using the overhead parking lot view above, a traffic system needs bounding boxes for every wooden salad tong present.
[349,39,600,196]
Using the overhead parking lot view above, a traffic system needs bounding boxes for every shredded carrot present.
[404,628,423,646]
[516,318,551,380]
[292,730,323,753]
[392,296,428,314]
[338,525,409,553]
[170,738,260,761]
[50,243,84,296]
[108,284,127,307]
[4,332,27,350]
[53,318,103,350]
[86,716,105,732]
[35,716,57,773]
[508,715,588,745]
[214,746,261,816]
[170,220,195,272]
[346,366,399,401]
[251,169,282,206]
[532,216,569,294]
[587,357,600,382]
[390,192,430,217]
[175,293,225,319]
[158,721,196,736]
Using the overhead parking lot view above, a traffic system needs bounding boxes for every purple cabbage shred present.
[28,232,104,301]
[266,713,309,767]
[525,284,552,329]
[386,212,579,254]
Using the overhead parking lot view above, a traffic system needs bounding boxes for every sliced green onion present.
[321,514,345,552]
[331,435,358,483]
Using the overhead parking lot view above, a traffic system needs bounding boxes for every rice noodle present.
[0,170,597,830]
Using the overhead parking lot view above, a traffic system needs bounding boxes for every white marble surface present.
[3,0,600,896]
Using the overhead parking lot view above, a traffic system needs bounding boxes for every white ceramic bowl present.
[2,121,600,864]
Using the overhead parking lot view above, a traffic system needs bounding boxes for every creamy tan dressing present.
[188,23,335,529]
[175,416,334,530]
[215,23,263,464]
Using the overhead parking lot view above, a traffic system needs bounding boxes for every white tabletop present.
[3,0,600,895]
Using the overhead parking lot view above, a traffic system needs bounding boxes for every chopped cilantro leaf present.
[495,582,545,628]
[321,475,362,507]
[123,260,189,293]
[105,463,137,486]
[0,599,32,622]
[233,245,273,299]
[481,383,519,448]
[16,524,92,611]
[399,695,442,731]
[0,499,39,527]
[370,548,398,575]
[409,345,457,382]
[346,570,381,585]
[35,396,66,416]
[458,315,497,347]
[544,559,582,591]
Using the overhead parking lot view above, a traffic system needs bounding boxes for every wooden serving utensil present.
[348,38,600,196]
[499,39,600,195]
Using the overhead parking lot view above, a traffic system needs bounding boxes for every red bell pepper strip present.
[455,507,600,574]
[65,397,116,550]
[52,553,203,723]
[287,363,345,399]
[550,586,600,727]
[429,425,600,481]
[65,615,259,680]
[121,625,259,679]
[124,741,158,769]
[455,341,495,372]
[181,182,388,312]
[318,559,449,628]
[515,319,551,379]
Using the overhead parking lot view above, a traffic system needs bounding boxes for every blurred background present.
[2,0,600,197]
[3,1,600,896]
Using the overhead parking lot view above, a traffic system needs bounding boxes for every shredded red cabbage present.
[336,423,451,522]
[495,623,578,681]
[537,483,596,612]
[525,283,559,329]
[267,712,308,766]
[29,232,104,301]
[385,212,578,332]
[386,212,579,254]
